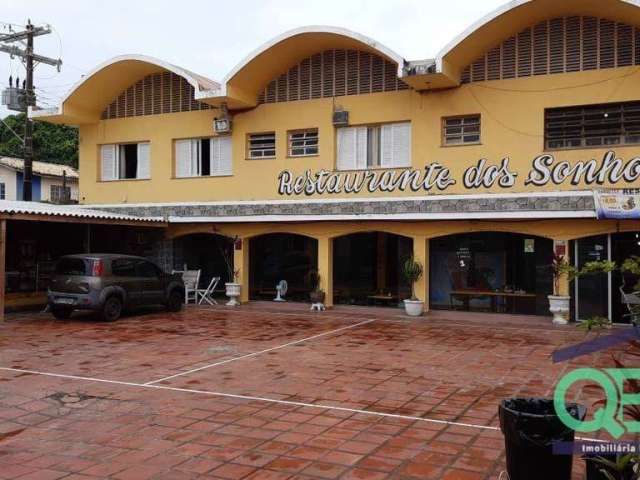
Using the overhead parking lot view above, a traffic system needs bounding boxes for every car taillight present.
[91,259,104,276]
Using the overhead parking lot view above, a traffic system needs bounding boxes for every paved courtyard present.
[0,305,623,479]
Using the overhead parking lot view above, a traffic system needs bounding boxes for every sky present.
[1,0,506,117]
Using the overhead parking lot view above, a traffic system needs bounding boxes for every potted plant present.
[402,255,424,317]
[308,271,326,311]
[549,254,615,325]
[216,236,242,307]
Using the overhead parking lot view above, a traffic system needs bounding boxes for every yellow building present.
[34,0,640,322]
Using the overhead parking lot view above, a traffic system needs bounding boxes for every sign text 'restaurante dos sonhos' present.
[277,151,640,196]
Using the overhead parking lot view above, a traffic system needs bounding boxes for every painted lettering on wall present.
[277,151,640,196]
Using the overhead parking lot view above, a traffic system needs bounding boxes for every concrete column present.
[412,235,429,311]
[234,238,250,303]
[317,237,333,308]
[0,220,5,322]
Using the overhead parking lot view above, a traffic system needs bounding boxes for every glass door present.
[574,235,610,321]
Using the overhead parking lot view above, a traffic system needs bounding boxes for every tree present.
[0,113,78,168]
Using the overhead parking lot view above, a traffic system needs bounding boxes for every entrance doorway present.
[573,232,640,323]
[173,234,233,297]
[249,233,317,301]
[429,232,553,315]
[333,232,412,307]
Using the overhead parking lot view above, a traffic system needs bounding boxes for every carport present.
[0,201,166,320]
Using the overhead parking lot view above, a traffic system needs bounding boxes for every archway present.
[249,233,318,301]
[429,232,553,316]
[173,233,234,297]
[333,232,412,307]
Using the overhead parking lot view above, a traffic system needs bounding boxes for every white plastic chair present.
[173,269,201,304]
[198,277,221,305]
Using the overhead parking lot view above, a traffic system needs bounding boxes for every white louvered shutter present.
[101,144,117,181]
[191,139,200,176]
[175,140,192,178]
[380,124,394,168]
[337,127,357,170]
[212,136,232,176]
[136,142,151,179]
[355,127,368,169]
[392,122,411,167]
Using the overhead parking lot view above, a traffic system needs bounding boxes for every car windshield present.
[55,258,88,276]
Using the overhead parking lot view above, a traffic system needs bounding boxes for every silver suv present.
[48,254,184,321]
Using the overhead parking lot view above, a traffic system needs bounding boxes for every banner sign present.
[595,189,640,219]
[277,150,640,196]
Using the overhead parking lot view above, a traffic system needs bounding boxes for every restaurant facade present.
[33,0,640,322]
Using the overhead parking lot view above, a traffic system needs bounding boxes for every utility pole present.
[0,20,62,201]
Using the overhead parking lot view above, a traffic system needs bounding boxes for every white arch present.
[434,0,640,71]
[33,54,220,119]
[216,25,406,97]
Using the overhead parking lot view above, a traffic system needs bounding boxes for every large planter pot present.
[404,299,424,317]
[548,295,571,325]
[499,398,585,480]
[225,283,241,307]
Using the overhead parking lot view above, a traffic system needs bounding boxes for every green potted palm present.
[402,255,424,317]
[549,255,616,325]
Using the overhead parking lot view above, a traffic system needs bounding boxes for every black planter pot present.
[499,398,586,480]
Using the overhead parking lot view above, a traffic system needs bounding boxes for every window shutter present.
[101,144,117,181]
[136,142,151,179]
[380,124,394,168]
[175,140,192,178]
[355,127,368,169]
[337,127,357,170]
[392,122,411,167]
[191,139,200,176]
[212,136,232,176]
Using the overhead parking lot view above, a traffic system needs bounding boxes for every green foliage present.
[402,255,423,301]
[0,113,78,168]
[577,316,612,332]
[622,256,640,291]
[551,254,618,295]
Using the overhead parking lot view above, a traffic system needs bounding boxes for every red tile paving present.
[0,304,631,479]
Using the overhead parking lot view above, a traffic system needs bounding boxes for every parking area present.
[0,305,620,479]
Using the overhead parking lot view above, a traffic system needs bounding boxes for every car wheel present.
[101,296,122,322]
[51,306,73,319]
[167,290,183,312]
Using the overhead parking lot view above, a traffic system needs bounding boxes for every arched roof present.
[33,54,219,124]
[435,0,640,74]
[216,26,406,107]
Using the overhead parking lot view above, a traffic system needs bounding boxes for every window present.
[100,142,150,181]
[175,137,232,178]
[247,132,276,159]
[50,185,71,204]
[0,182,5,200]
[442,115,481,145]
[55,258,87,276]
[545,101,640,150]
[111,258,137,277]
[336,122,411,171]
[288,129,318,157]
[136,260,161,278]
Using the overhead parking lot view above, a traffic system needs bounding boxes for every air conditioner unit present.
[332,110,349,127]
[214,117,232,134]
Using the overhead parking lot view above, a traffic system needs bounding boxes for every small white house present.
[0,157,78,203]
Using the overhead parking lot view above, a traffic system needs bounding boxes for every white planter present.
[404,299,424,317]
[548,295,571,325]
[225,283,241,307]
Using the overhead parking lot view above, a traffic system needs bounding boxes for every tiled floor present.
[0,304,627,479]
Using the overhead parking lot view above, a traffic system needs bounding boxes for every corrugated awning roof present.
[0,201,163,223]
